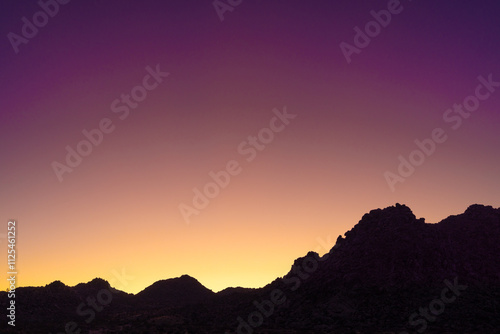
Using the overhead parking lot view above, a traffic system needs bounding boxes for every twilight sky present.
[1,0,499,294]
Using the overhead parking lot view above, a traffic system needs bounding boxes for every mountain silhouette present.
[2,204,499,333]
[135,274,215,308]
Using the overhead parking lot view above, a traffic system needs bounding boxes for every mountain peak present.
[74,277,111,291]
[150,274,203,287]
[464,203,496,215]
[343,204,423,243]
[136,274,214,307]
[362,203,418,224]
[178,274,197,281]
[45,280,66,289]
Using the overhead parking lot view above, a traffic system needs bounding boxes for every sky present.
[1,0,499,294]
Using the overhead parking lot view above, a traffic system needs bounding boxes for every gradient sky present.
[1,0,499,294]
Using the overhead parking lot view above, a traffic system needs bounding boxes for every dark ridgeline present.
[2,204,499,333]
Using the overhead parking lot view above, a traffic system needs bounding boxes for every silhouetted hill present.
[135,274,215,308]
[2,204,499,333]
